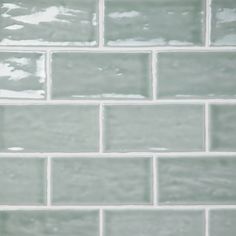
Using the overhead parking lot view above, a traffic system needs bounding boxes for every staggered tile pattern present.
[0,0,236,235]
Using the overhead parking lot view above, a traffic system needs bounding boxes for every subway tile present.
[158,157,236,204]
[0,52,46,99]
[210,105,236,151]
[157,52,236,99]
[0,0,98,46]
[0,105,99,152]
[52,157,152,205]
[0,158,46,205]
[104,0,205,46]
[51,53,151,100]
[211,0,236,46]
[0,210,99,236]
[104,210,204,236]
[210,210,236,236]
[104,105,204,152]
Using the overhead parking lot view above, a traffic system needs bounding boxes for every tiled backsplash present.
[0,0,236,235]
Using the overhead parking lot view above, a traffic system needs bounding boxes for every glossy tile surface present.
[52,52,151,100]
[0,210,99,236]
[210,210,236,236]
[211,0,236,45]
[52,157,152,205]
[210,105,236,151]
[157,52,236,99]
[104,105,204,152]
[105,0,205,46]
[0,158,46,205]
[0,0,98,45]
[104,210,204,236]
[0,105,99,152]
[0,52,45,99]
[158,157,236,204]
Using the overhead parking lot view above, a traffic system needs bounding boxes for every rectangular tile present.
[104,105,204,152]
[52,157,152,205]
[0,0,98,46]
[210,105,236,151]
[0,210,99,236]
[104,210,204,236]
[105,0,205,46]
[0,52,46,99]
[0,105,99,152]
[157,52,236,99]
[0,158,46,205]
[210,210,236,236]
[51,53,151,100]
[211,0,236,46]
[158,157,236,204]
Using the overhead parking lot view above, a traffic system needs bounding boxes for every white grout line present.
[0,205,236,210]
[152,156,158,205]
[46,157,52,206]
[152,51,157,100]
[46,50,52,100]
[0,152,236,158]
[0,99,236,105]
[205,102,210,152]
[99,103,104,153]
[99,209,104,236]
[1,46,236,51]
[205,0,212,47]
[99,0,105,47]
[205,209,209,236]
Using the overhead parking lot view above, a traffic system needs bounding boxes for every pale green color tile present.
[158,157,236,204]
[210,105,236,151]
[210,210,236,236]
[52,157,152,205]
[52,53,151,100]
[0,0,98,46]
[0,105,99,152]
[0,158,46,205]
[104,105,204,152]
[158,52,236,99]
[0,52,46,99]
[0,210,99,236]
[105,0,205,46]
[211,0,236,46]
[104,210,204,236]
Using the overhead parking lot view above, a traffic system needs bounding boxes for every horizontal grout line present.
[0,152,236,158]
[1,99,236,105]
[0,46,236,52]
[0,205,236,210]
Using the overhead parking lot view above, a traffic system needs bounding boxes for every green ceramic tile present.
[105,0,205,46]
[52,157,152,205]
[211,0,236,46]
[52,52,151,100]
[0,52,46,99]
[0,210,99,236]
[0,0,98,46]
[0,158,46,205]
[210,105,236,151]
[104,105,204,152]
[158,52,236,99]
[210,210,236,236]
[158,157,236,204]
[104,210,204,236]
[0,105,99,152]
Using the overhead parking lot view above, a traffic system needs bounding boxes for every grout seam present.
[46,157,51,206]
[205,209,209,236]
[99,103,104,153]
[46,50,52,100]
[205,102,210,152]
[152,156,158,205]
[151,51,157,100]
[205,0,212,47]
[99,209,104,236]
[98,0,105,47]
